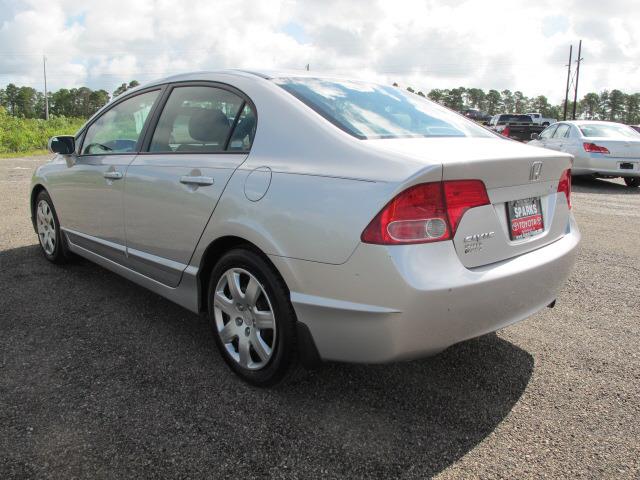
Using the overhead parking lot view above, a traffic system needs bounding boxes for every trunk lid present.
[366,137,573,267]
[584,138,640,159]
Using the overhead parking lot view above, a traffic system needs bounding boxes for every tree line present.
[0,81,140,119]
[397,84,640,124]
[2,79,639,125]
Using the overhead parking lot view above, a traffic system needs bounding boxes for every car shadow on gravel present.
[572,176,640,194]
[1,244,534,479]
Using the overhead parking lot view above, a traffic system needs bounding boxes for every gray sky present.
[1,0,638,102]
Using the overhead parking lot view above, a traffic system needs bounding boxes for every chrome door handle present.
[180,175,214,186]
[103,171,123,180]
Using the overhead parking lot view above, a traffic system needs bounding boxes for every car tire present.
[34,190,70,264]
[623,177,640,188]
[542,122,550,127]
[207,248,303,387]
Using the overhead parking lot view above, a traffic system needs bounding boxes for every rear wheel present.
[208,248,301,386]
[624,177,640,188]
[34,190,70,264]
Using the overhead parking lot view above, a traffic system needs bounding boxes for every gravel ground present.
[1,155,638,479]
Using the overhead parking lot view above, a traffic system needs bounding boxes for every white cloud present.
[0,0,638,102]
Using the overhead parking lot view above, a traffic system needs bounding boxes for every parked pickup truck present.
[526,112,557,127]
[488,114,545,142]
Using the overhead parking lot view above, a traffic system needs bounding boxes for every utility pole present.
[572,40,582,120]
[563,45,572,121]
[43,55,49,120]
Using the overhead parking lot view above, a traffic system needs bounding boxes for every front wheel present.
[34,190,70,264]
[624,177,640,188]
[207,248,302,386]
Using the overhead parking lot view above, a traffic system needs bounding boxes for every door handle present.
[103,171,123,180]
[180,175,214,186]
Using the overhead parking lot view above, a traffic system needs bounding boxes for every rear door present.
[123,83,257,287]
[545,123,570,151]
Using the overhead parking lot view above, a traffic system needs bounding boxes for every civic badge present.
[530,161,543,181]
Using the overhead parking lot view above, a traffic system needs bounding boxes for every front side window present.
[82,90,159,155]
[578,123,640,139]
[274,78,493,140]
[540,124,558,139]
[149,86,245,153]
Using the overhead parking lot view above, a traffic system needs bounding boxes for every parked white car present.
[526,112,557,127]
[529,120,640,187]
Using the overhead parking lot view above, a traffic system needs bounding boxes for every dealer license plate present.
[507,197,544,240]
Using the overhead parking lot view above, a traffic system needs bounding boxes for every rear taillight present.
[444,180,491,233]
[583,142,610,154]
[361,180,490,245]
[557,169,572,209]
[501,125,511,137]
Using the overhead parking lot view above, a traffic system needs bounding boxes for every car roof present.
[138,69,361,89]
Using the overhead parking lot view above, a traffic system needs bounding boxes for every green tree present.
[608,89,626,121]
[513,91,527,113]
[465,88,486,110]
[579,93,600,119]
[500,90,514,113]
[485,90,501,115]
[427,88,446,104]
[624,93,640,124]
[444,87,465,112]
[113,80,140,97]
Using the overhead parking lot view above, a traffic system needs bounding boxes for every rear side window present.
[227,104,257,151]
[82,90,159,155]
[553,124,570,138]
[149,86,246,153]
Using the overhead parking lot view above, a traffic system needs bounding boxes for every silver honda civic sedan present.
[31,70,580,386]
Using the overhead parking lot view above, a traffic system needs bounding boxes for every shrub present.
[0,107,85,154]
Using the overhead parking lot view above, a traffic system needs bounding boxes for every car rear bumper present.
[271,214,580,363]
[573,155,640,177]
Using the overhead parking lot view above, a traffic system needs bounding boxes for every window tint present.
[149,86,244,153]
[578,123,640,138]
[227,104,256,151]
[499,115,533,123]
[82,90,159,155]
[274,78,492,139]
[539,124,558,139]
[553,124,570,138]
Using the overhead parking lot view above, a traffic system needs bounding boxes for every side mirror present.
[530,133,540,140]
[48,135,76,155]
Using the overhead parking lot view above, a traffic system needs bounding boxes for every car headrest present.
[189,109,230,143]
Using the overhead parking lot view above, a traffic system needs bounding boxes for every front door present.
[54,89,161,263]
[123,84,257,287]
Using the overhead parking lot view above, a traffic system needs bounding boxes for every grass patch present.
[0,107,84,155]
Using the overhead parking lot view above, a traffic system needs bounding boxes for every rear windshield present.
[274,78,493,140]
[578,123,640,139]
[499,115,532,123]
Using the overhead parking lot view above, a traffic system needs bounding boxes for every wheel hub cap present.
[213,268,276,370]
[36,199,56,255]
